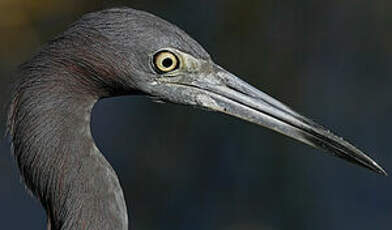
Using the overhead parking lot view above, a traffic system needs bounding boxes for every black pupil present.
[162,58,173,68]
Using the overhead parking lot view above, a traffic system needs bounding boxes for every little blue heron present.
[6,7,386,230]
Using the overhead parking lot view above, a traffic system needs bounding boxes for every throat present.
[9,92,128,230]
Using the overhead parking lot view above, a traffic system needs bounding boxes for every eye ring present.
[153,50,179,73]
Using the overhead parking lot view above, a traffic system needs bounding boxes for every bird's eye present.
[153,51,179,73]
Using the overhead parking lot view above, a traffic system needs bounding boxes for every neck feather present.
[7,40,131,229]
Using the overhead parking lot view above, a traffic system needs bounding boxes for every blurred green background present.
[1,0,391,229]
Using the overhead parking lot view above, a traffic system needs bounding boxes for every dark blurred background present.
[1,0,391,229]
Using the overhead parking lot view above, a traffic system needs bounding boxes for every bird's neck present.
[8,68,129,229]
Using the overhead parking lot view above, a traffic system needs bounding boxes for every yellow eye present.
[153,51,179,73]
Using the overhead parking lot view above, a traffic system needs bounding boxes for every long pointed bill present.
[153,65,387,175]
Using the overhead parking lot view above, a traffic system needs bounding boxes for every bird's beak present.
[152,64,387,175]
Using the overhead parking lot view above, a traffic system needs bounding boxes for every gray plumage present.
[7,7,386,230]
[8,8,209,229]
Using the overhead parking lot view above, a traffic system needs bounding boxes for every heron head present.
[75,8,386,175]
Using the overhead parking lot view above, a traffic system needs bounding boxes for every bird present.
[6,7,386,230]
